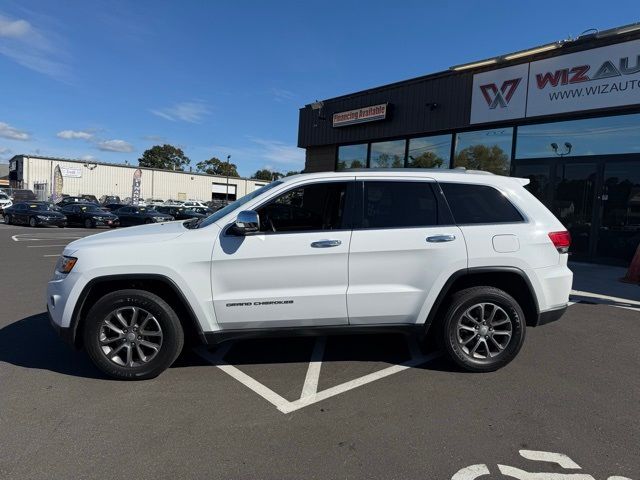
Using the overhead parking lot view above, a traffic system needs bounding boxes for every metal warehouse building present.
[298,23,640,264]
[8,155,267,202]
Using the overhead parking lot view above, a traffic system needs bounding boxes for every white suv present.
[47,170,573,380]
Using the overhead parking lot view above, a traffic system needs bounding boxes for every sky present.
[0,0,638,177]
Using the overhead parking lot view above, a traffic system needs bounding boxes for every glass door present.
[596,160,640,264]
[553,162,599,259]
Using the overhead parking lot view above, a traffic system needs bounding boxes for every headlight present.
[37,215,48,220]
[55,255,78,275]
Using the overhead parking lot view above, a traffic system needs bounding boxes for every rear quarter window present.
[440,183,524,224]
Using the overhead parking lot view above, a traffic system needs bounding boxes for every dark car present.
[102,203,127,212]
[80,194,99,204]
[61,203,120,229]
[57,196,99,208]
[114,206,174,226]
[99,195,121,205]
[3,201,67,227]
[155,205,206,220]
[11,189,37,202]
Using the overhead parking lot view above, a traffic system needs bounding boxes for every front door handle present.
[426,234,456,243]
[311,239,342,248]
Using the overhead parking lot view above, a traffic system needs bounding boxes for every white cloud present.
[97,139,134,152]
[271,88,296,102]
[0,12,70,81]
[57,129,94,140]
[150,101,210,123]
[249,137,304,165]
[0,121,29,140]
[209,137,304,174]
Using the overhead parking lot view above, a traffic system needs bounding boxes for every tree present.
[454,144,509,175]
[284,171,299,176]
[139,144,190,171]
[195,157,239,177]
[252,169,280,181]
[408,151,444,169]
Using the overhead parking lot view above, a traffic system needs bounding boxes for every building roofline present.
[10,154,263,182]
[301,23,640,108]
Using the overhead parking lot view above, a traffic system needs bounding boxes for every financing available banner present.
[470,39,640,124]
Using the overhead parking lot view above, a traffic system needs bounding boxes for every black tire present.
[144,218,153,224]
[84,218,94,229]
[83,289,184,380]
[29,217,37,227]
[3,215,11,225]
[442,286,525,372]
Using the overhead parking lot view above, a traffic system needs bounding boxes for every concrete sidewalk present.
[569,261,640,304]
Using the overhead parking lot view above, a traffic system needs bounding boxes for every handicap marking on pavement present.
[196,336,441,414]
[451,449,634,479]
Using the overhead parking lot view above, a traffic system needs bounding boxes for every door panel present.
[347,178,467,325]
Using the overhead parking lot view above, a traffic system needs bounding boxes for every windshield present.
[196,181,284,229]
[28,203,53,211]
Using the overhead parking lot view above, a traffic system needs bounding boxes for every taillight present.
[548,231,571,254]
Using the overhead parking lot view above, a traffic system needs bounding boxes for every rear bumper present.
[535,304,568,326]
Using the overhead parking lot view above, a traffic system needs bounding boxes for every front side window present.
[369,140,406,168]
[257,182,349,232]
[440,183,523,224]
[337,144,367,170]
[361,181,439,229]
[408,134,452,169]
[454,128,513,176]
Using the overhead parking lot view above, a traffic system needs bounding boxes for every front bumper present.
[95,218,119,227]
[38,217,67,227]
[48,305,75,346]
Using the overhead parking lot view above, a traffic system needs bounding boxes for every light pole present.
[225,155,231,203]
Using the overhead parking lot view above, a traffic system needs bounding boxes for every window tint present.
[337,144,367,170]
[440,183,523,224]
[361,181,438,229]
[369,140,406,168]
[257,182,349,232]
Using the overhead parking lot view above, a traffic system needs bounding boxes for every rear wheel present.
[442,286,525,372]
[29,217,37,227]
[83,289,184,380]
[145,218,153,224]
[84,218,94,229]
[3,214,11,224]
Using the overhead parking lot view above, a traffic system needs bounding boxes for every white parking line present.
[300,336,326,399]
[571,289,640,306]
[43,254,60,257]
[196,341,442,414]
[27,244,68,248]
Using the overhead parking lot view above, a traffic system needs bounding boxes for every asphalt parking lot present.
[0,223,638,480]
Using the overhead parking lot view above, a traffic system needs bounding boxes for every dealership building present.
[298,24,640,264]
[7,155,267,203]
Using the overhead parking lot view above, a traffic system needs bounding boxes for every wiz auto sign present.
[470,38,640,124]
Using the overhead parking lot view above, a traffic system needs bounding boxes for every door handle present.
[311,239,342,248]
[426,234,456,243]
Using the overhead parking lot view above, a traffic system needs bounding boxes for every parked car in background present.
[57,196,98,208]
[61,203,120,229]
[163,199,184,206]
[114,206,174,226]
[183,200,207,208]
[3,201,67,227]
[80,194,99,204]
[206,199,230,211]
[102,203,127,212]
[0,192,12,215]
[188,206,215,216]
[11,189,37,202]
[99,195,121,205]
[145,198,165,206]
[155,205,206,220]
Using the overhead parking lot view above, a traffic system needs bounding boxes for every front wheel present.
[3,215,11,225]
[83,289,184,380]
[29,217,37,227]
[84,218,94,229]
[442,286,525,372]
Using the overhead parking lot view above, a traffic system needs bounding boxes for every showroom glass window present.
[516,114,640,158]
[337,144,368,170]
[369,140,406,168]
[256,182,349,232]
[361,181,439,228]
[453,128,513,175]
[407,134,452,169]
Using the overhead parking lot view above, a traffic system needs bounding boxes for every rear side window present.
[361,181,439,229]
[440,183,523,224]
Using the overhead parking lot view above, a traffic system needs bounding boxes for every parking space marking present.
[571,289,640,306]
[11,234,84,242]
[43,254,60,257]
[300,336,326,398]
[196,341,442,414]
[27,244,68,248]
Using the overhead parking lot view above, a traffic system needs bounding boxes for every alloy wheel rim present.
[456,302,513,360]
[99,306,163,368]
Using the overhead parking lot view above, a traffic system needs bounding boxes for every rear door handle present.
[311,239,342,248]
[426,234,456,243]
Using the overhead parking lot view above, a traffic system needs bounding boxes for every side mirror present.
[233,210,259,235]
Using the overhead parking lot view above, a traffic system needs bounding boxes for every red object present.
[622,242,640,284]
[548,231,571,253]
